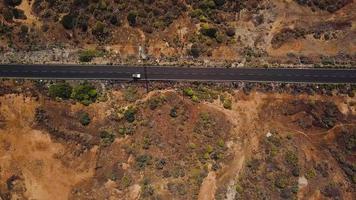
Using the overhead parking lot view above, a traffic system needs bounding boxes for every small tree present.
[190,44,200,58]
[226,28,235,37]
[79,112,91,126]
[61,14,76,30]
[5,0,22,6]
[127,11,137,26]
[200,24,218,38]
[124,106,137,123]
[170,107,178,118]
[79,49,97,62]
[71,82,97,105]
[49,82,73,99]
[20,25,28,34]
[2,8,14,21]
[183,88,194,97]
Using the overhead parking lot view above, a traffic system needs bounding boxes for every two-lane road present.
[0,64,355,83]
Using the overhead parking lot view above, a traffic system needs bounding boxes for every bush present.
[71,82,97,105]
[49,82,73,99]
[322,183,340,198]
[61,14,76,30]
[183,88,194,97]
[13,8,26,20]
[190,44,201,58]
[5,0,22,6]
[2,8,14,21]
[136,154,152,169]
[120,175,132,188]
[226,28,235,37]
[275,176,289,189]
[200,24,218,38]
[124,106,137,123]
[100,131,115,146]
[285,150,298,167]
[92,21,105,36]
[78,49,101,62]
[214,0,226,6]
[124,86,139,102]
[223,99,232,109]
[127,11,137,26]
[79,112,90,126]
[20,25,28,34]
[170,107,178,118]
[148,96,165,110]
[190,9,204,18]
[305,168,317,179]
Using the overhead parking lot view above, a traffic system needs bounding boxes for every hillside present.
[0,80,355,199]
[0,0,355,66]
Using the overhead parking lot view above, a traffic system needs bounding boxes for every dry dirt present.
[0,0,355,65]
[0,82,355,200]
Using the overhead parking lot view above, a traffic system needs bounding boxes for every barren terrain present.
[0,0,355,66]
[0,80,355,199]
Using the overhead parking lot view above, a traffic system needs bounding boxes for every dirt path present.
[15,0,42,27]
[198,172,217,200]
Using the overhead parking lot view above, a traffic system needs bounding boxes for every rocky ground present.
[0,80,355,200]
[0,0,355,66]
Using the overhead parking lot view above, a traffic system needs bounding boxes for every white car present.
[132,73,141,79]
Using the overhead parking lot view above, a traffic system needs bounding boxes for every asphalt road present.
[0,64,355,83]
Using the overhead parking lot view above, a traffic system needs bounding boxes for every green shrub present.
[100,131,115,146]
[120,175,132,188]
[189,44,201,58]
[200,0,216,9]
[170,107,178,118]
[124,86,138,102]
[5,0,22,6]
[192,95,199,102]
[13,8,26,20]
[200,24,218,38]
[92,21,105,36]
[235,184,243,193]
[285,150,298,167]
[141,181,154,197]
[275,176,289,189]
[61,14,76,30]
[127,11,137,26]
[124,106,137,123]
[136,154,152,169]
[214,0,226,6]
[305,168,317,179]
[223,99,232,109]
[97,0,107,10]
[20,25,28,34]
[78,49,101,62]
[217,139,225,148]
[49,82,72,99]
[190,9,204,18]
[79,112,90,126]
[226,27,235,37]
[148,96,165,110]
[183,88,194,97]
[71,82,97,105]
[2,8,14,21]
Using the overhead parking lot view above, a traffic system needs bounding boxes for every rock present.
[266,132,272,138]
[298,176,308,189]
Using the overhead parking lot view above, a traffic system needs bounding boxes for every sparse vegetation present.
[61,14,76,30]
[124,106,137,123]
[79,112,90,126]
[71,82,97,105]
[49,82,72,99]
[78,49,104,62]
[100,131,115,146]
